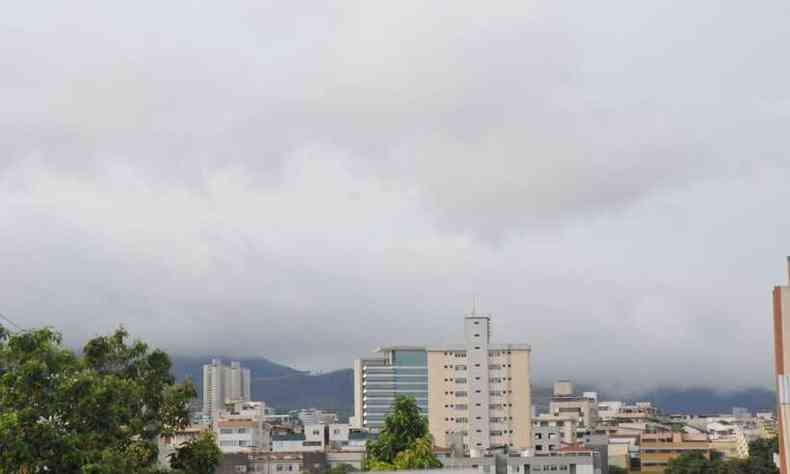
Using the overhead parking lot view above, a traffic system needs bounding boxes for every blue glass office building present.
[356,348,428,431]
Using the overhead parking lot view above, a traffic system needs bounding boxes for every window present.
[455,365,467,370]
[474,346,481,350]
[456,378,467,383]
[276,466,284,472]
[455,391,468,397]
[235,467,247,473]
[237,428,247,433]
[220,429,233,434]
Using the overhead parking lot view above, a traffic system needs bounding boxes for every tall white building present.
[203,359,252,417]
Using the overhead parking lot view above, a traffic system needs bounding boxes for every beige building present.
[640,432,712,472]
[427,315,532,454]
[775,257,790,474]
[353,314,532,455]
[548,381,598,428]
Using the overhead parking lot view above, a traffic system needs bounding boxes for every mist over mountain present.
[172,356,776,421]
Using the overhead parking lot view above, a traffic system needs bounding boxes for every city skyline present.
[2,1,790,394]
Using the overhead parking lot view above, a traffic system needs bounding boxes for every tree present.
[169,431,223,474]
[731,437,779,474]
[327,464,358,474]
[0,324,221,474]
[393,436,443,470]
[665,451,717,474]
[365,395,440,471]
[608,466,629,474]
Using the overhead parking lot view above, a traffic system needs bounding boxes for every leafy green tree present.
[327,464,358,474]
[665,451,717,474]
[608,465,629,474]
[169,431,223,474]
[0,324,220,474]
[729,437,779,474]
[393,436,443,470]
[365,395,440,471]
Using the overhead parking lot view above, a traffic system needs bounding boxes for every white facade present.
[214,419,270,453]
[466,316,492,454]
[298,408,337,426]
[272,423,365,453]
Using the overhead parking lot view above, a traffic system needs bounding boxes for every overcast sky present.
[2,1,789,392]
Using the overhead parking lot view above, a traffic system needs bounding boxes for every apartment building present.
[216,452,329,474]
[549,381,598,428]
[272,423,369,453]
[598,401,657,422]
[352,314,532,454]
[203,359,252,418]
[774,257,790,474]
[214,418,271,453]
[158,424,210,467]
[298,408,338,425]
[533,414,579,452]
[640,432,712,472]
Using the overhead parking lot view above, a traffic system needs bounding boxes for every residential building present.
[507,448,602,474]
[352,314,532,454]
[607,442,631,471]
[203,359,252,418]
[216,451,329,474]
[214,418,271,453]
[549,381,598,428]
[598,400,657,422]
[427,315,532,453]
[533,414,579,452]
[157,424,210,468]
[639,432,712,472]
[432,451,600,474]
[774,257,790,474]
[298,408,337,426]
[272,423,369,453]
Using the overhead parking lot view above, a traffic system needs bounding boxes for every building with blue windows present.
[351,347,428,432]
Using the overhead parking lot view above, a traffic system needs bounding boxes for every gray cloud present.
[1,1,789,392]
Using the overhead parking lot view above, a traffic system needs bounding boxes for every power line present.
[0,312,23,332]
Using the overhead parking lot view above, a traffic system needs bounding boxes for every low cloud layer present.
[2,1,790,392]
